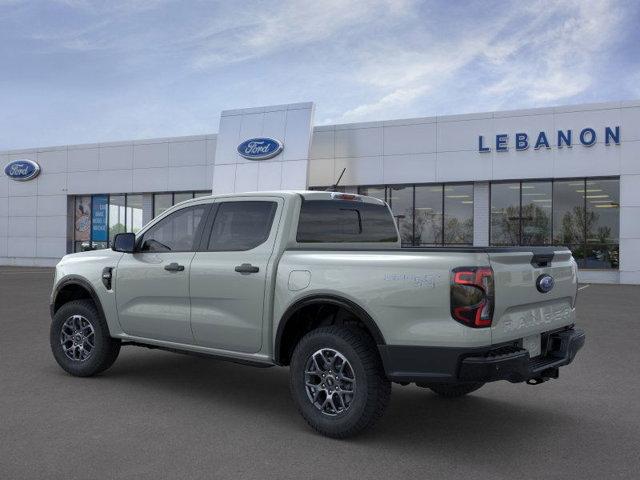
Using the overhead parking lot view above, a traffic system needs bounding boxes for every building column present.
[473,182,489,247]
[619,173,640,284]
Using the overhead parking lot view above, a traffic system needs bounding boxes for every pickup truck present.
[49,190,585,438]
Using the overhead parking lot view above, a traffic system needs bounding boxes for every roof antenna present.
[326,168,346,191]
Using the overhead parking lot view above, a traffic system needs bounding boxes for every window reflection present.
[152,191,210,219]
[444,184,473,244]
[108,195,126,246]
[584,179,619,269]
[389,186,413,246]
[358,186,386,202]
[553,180,585,246]
[415,185,443,245]
[491,177,620,270]
[521,181,552,245]
[125,194,143,234]
[490,183,520,245]
[154,193,172,218]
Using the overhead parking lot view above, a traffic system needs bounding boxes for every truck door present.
[189,197,282,353]
[115,204,210,343]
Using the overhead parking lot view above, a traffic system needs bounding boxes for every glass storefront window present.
[490,182,520,245]
[74,196,92,252]
[584,178,619,269]
[73,191,215,253]
[358,186,386,202]
[173,192,193,205]
[154,193,173,218]
[444,184,473,244]
[489,177,620,269]
[389,186,413,245]
[521,181,552,245]
[152,191,211,219]
[553,179,585,256]
[108,195,126,246]
[415,185,443,245]
[126,194,143,234]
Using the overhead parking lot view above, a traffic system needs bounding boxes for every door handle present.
[164,262,185,272]
[235,263,260,274]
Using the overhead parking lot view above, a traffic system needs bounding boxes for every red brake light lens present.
[330,193,361,201]
[450,266,494,328]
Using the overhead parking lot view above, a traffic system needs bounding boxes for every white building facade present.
[1,100,639,284]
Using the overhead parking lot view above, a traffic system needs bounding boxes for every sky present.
[1,0,639,150]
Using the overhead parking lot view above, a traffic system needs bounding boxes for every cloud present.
[0,0,636,149]
[482,0,622,104]
[334,0,626,122]
[191,0,414,70]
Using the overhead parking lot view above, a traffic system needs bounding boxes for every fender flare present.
[274,294,386,365]
[50,275,107,325]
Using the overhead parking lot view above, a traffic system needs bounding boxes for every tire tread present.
[290,325,391,438]
[50,299,120,377]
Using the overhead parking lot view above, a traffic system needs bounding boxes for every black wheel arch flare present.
[50,275,108,326]
[274,294,386,365]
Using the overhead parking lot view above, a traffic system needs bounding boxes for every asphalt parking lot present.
[1,267,638,479]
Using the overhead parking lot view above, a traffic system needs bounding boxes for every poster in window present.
[91,195,108,242]
[74,196,91,242]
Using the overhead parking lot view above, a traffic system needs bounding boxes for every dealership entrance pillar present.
[211,102,315,194]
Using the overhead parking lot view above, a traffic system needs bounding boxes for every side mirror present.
[112,232,136,253]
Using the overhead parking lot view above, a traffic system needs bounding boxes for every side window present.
[140,205,207,252]
[207,201,278,251]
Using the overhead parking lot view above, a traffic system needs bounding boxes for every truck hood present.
[57,248,124,268]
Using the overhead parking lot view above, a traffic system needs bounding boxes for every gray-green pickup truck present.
[49,191,585,438]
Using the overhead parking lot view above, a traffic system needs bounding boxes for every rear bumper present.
[379,327,585,384]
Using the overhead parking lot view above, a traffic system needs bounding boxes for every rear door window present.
[297,200,398,243]
[207,201,278,251]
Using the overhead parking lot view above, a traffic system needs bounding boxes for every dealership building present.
[1,100,639,284]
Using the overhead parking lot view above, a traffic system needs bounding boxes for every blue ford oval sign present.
[4,159,41,181]
[536,274,555,293]
[237,138,283,160]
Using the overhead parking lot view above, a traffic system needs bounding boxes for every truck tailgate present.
[488,248,577,346]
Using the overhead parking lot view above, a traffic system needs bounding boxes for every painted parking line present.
[578,284,591,291]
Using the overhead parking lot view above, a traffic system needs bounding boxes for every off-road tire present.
[425,382,484,398]
[50,299,121,377]
[289,326,391,439]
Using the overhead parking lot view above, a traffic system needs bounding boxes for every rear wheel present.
[423,382,484,398]
[50,299,121,377]
[289,326,391,438]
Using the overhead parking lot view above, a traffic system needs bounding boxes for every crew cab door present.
[115,203,210,343]
[189,197,282,353]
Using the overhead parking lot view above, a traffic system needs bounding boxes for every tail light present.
[330,193,362,201]
[450,266,494,328]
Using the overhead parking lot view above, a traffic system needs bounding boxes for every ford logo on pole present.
[536,274,555,293]
[4,159,41,182]
[237,138,283,160]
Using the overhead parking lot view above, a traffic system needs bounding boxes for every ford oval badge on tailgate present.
[536,274,555,293]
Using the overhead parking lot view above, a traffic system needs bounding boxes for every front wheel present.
[50,299,121,377]
[289,326,391,438]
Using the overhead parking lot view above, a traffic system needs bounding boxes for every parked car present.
[50,191,584,438]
